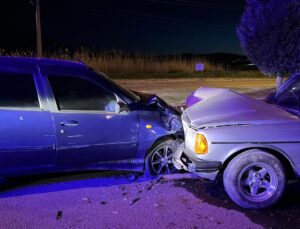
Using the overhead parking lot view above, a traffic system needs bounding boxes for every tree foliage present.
[237,0,300,77]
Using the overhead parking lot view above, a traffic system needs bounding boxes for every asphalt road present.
[117,78,275,105]
[0,172,300,229]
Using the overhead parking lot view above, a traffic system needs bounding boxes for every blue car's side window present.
[0,72,40,109]
[48,75,118,112]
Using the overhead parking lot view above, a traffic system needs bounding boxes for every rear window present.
[0,73,40,109]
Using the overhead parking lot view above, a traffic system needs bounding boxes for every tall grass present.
[77,51,226,75]
[1,48,226,76]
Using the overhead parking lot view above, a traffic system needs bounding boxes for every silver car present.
[173,73,300,209]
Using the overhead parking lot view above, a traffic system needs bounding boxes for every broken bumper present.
[173,143,222,180]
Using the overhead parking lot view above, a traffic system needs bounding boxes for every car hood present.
[134,91,181,115]
[184,88,299,129]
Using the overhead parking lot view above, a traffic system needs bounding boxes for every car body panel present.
[52,111,139,168]
[0,109,56,176]
[38,64,140,169]
[135,110,176,163]
[176,74,300,180]
[0,57,182,177]
[0,59,57,176]
[186,87,227,108]
[185,89,298,129]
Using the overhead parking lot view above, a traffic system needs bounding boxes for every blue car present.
[0,57,183,178]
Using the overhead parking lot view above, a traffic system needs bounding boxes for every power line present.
[70,4,203,36]
[69,0,226,30]
[72,4,221,37]
[69,0,231,37]
[147,0,234,8]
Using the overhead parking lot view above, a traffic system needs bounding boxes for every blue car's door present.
[42,70,139,169]
[0,68,56,175]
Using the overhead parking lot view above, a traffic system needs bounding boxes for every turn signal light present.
[195,133,208,155]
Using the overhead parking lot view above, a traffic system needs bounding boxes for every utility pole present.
[35,0,42,57]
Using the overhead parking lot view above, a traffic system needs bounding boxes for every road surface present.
[0,172,299,229]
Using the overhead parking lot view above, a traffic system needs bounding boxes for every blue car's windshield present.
[90,69,140,102]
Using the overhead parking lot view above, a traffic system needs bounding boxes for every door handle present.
[60,120,79,127]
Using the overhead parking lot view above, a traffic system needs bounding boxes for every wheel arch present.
[145,134,181,158]
[143,134,182,171]
[222,146,297,179]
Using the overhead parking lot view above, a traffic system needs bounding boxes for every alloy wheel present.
[237,162,279,202]
[150,146,177,175]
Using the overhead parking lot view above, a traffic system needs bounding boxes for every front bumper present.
[173,143,222,180]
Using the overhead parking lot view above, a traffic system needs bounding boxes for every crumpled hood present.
[184,88,299,129]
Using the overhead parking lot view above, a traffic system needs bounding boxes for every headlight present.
[195,133,208,155]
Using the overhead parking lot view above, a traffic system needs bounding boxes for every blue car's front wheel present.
[146,139,180,176]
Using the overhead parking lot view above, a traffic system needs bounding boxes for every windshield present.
[90,69,140,102]
[269,75,300,113]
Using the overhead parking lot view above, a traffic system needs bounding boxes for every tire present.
[223,149,286,209]
[145,139,180,176]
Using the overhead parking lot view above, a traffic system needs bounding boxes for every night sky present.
[0,0,246,54]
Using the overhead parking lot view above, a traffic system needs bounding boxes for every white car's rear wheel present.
[223,150,286,209]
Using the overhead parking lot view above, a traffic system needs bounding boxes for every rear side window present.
[0,72,39,109]
[48,75,117,112]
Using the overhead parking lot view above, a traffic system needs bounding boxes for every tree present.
[237,0,300,88]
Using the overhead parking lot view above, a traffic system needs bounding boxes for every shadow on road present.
[174,178,300,228]
[2,170,300,228]
[0,171,153,198]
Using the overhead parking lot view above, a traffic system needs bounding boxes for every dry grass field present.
[3,49,266,79]
[3,49,225,75]
[117,78,276,105]
[84,52,226,75]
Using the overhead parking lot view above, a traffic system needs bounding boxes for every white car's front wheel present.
[223,150,286,209]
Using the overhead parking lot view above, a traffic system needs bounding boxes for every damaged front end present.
[137,92,183,135]
[173,142,221,180]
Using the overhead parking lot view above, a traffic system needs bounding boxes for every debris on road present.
[130,197,141,206]
[56,210,63,220]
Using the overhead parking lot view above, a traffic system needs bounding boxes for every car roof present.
[0,56,86,68]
